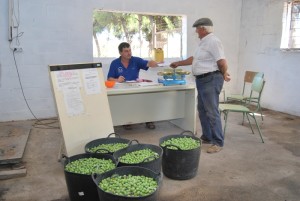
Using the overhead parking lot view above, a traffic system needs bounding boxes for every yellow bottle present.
[153,48,164,63]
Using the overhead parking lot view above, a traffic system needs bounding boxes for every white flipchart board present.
[49,63,114,156]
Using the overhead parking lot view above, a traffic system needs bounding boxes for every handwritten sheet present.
[82,68,101,95]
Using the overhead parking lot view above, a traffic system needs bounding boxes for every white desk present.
[106,84,197,133]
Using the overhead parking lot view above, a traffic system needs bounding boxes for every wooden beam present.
[0,169,27,180]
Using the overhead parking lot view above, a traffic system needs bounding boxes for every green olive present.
[65,158,115,175]
[99,174,158,197]
[119,149,159,164]
[161,136,200,150]
[88,143,128,153]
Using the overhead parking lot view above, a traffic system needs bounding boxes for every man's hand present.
[170,62,179,68]
[147,60,159,67]
[117,76,125,83]
[170,57,193,68]
[223,72,231,82]
[217,59,230,82]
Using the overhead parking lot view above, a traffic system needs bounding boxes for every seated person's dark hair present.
[118,42,130,52]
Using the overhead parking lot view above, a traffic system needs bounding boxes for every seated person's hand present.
[147,60,159,67]
[117,76,125,83]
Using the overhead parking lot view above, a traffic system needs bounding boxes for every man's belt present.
[195,70,220,79]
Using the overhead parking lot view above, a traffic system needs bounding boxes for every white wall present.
[1,0,241,121]
[238,0,300,116]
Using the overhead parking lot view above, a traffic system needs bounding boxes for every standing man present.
[107,42,158,130]
[170,18,230,153]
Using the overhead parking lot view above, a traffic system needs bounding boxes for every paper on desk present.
[138,82,161,87]
[125,80,137,83]
[158,62,171,67]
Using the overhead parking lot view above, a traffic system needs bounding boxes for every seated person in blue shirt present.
[107,42,158,130]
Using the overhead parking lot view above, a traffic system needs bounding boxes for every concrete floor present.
[0,108,299,201]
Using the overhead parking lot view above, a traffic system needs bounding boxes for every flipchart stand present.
[49,63,114,157]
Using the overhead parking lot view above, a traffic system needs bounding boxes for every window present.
[92,10,184,58]
[281,0,300,50]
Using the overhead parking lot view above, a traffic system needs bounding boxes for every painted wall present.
[238,0,300,116]
[1,0,240,121]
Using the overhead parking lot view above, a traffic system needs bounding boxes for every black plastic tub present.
[113,140,163,174]
[85,133,130,155]
[159,131,201,180]
[92,166,161,201]
[63,153,117,201]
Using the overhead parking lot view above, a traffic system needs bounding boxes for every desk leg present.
[170,89,196,134]
[57,137,66,162]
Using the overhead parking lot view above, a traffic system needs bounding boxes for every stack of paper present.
[138,82,161,87]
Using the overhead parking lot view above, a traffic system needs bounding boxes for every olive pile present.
[161,136,200,150]
[119,149,159,164]
[65,158,115,175]
[99,174,158,197]
[88,143,128,153]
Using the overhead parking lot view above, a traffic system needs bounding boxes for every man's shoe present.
[146,122,155,129]
[207,145,222,153]
[200,136,212,144]
[201,139,212,144]
[123,124,132,130]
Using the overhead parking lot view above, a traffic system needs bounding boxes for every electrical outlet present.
[13,47,23,52]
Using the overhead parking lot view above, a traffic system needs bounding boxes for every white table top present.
[106,83,196,95]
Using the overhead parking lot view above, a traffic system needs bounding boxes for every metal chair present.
[219,76,266,143]
[227,71,264,120]
[227,71,264,101]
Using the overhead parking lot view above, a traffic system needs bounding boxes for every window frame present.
[280,0,300,51]
[92,10,186,59]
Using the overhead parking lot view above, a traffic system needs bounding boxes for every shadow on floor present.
[0,109,299,201]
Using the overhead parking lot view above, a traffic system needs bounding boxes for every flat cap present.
[192,18,213,27]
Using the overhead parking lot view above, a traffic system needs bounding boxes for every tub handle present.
[164,144,182,151]
[61,154,70,163]
[91,173,98,185]
[180,130,194,136]
[107,132,120,138]
[142,155,158,163]
[128,139,139,146]
[95,148,111,154]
